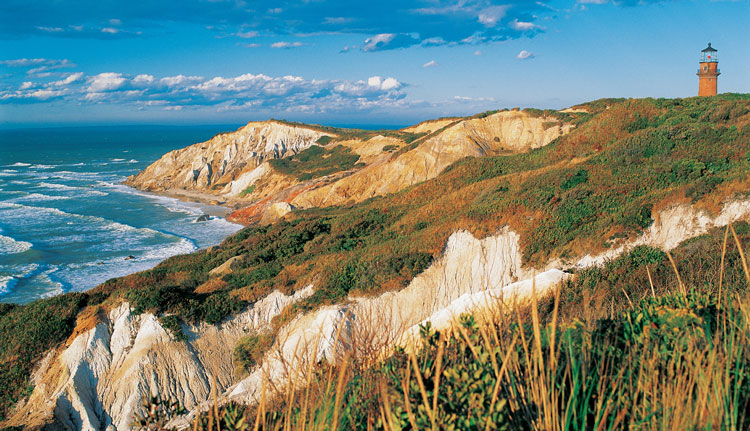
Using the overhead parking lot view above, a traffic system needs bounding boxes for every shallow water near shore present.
[0,125,243,304]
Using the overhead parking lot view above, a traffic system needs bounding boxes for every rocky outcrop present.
[209,255,245,277]
[7,286,315,431]
[126,121,331,195]
[259,201,294,225]
[577,200,750,267]
[290,111,571,208]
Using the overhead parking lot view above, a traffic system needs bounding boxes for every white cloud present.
[511,20,536,31]
[271,41,303,48]
[87,72,127,92]
[236,30,258,38]
[132,74,155,85]
[381,77,400,91]
[101,27,119,34]
[478,6,510,27]
[474,50,482,56]
[50,72,84,86]
[367,76,382,87]
[30,89,65,100]
[422,60,438,68]
[1,58,50,67]
[160,74,202,87]
[363,33,394,51]
[516,50,535,60]
[2,67,409,113]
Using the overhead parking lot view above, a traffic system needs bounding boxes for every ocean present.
[0,125,244,304]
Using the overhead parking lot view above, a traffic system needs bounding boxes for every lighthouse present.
[697,43,720,96]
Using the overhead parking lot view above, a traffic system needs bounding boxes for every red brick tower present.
[697,43,720,96]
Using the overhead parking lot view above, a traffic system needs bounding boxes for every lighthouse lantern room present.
[697,43,720,97]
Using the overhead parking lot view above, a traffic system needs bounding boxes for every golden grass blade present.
[401,366,418,430]
[646,265,656,299]
[666,249,686,295]
[549,283,561,371]
[253,381,267,431]
[622,288,634,309]
[431,332,445,430]
[719,224,730,307]
[212,376,220,431]
[331,355,350,431]
[300,331,322,431]
[208,381,215,431]
[379,380,396,431]
[484,332,520,431]
[729,224,750,286]
[409,349,435,425]
[456,321,480,362]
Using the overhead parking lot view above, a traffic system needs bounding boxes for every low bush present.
[0,293,88,420]
[234,333,275,373]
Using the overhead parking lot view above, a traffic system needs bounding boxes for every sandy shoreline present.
[125,184,237,218]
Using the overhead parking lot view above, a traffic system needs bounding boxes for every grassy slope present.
[2,95,750,422]
[144,222,750,430]
[268,144,364,181]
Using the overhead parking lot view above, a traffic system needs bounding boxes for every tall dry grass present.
[135,224,750,431]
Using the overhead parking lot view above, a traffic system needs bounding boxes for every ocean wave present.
[10,180,30,185]
[0,263,41,296]
[110,158,126,162]
[0,202,153,237]
[0,172,16,177]
[0,275,16,295]
[37,181,81,191]
[98,181,206,216]
[0,234,32,255]
[8,162,31,167]
[141,237,198,260]
[15,192,71,202]
[127,159,139,163]
[37,268,65,298]
[29,164,55,170]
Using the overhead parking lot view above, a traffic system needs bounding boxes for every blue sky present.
[1,0,748,128]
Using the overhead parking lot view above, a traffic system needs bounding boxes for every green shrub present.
[234,333,274,373]
[238,184,255,198]
[316,135,334,145]
[159,315,187,342]
[0,293,88,420]
[269,145,361,181]
[560,168,589,190]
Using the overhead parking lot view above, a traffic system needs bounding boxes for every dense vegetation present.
[270,119,426,145]
[0,294,88,421]
[2,95,750,425]
[140,222,750,430]
[268,144,364,181]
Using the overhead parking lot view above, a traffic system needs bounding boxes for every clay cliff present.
[125,121,332,203]
[126,111,572,223]
[289,111,572,209]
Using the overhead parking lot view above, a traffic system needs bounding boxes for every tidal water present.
[0,125,244,304]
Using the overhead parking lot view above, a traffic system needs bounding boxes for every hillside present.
[2,95,750,430]
[126,110,573,224]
